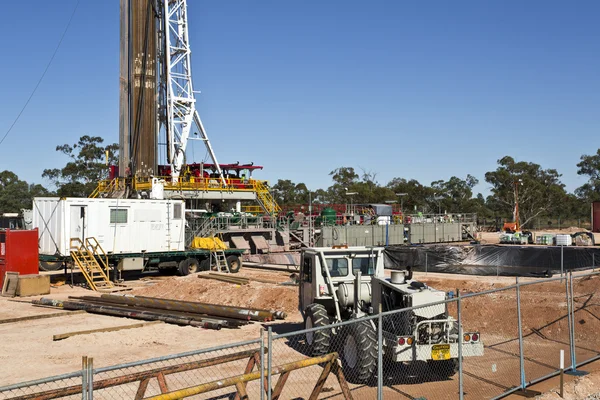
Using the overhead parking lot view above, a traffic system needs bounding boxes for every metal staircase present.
[185,216,218,247]
[252,180,281,215]
[70,238,114,291]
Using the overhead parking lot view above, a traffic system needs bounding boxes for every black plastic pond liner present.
[384,244,600,277]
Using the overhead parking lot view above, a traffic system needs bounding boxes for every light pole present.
[308,191,313,246]
[345,189,357,223]
[514,179,523,232]
[395,193,407,219]
[433,193,444,215]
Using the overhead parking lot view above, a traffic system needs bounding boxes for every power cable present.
[0,0,81,146]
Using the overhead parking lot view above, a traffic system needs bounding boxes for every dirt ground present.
[1,265,600,400]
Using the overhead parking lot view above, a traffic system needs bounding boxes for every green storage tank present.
[320,207,337,226]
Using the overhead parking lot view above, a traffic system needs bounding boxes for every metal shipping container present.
[33,198,185,256]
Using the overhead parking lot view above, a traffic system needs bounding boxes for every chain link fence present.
[3,272,600,399]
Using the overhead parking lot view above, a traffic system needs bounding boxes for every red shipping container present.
[0,229,39,288]
[593,202,600,233]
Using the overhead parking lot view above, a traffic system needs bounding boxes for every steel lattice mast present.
[159,0,225,184]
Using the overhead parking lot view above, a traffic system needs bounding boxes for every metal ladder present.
[210,235,229,272]
[70,238,114,291]
[211,250,229,273]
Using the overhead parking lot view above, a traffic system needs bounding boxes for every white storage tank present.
[555,234,572,246]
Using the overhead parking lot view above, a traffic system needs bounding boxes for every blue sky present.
[0,1,598,197]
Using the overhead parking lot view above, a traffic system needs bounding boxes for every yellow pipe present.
[145,353,337,400]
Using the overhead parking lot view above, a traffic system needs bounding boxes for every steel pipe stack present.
[33,293,287,331]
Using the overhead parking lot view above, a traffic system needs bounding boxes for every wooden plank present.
[2,272,19,297]
[272,371,291,400]
[134,378,150,400]
[0,310,86,324]
[156,372,169,393]
[53,320,163,341]
[197,275,249,285]
[308,359,333,400]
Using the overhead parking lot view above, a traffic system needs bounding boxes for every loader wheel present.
[429,358,459,378]
[304,303,331,356]
[178,258,200,276]
[340,320,377,384]
[226,255,242,273]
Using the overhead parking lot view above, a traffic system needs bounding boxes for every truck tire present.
[304,303,331,357]
[340,320,377,384]
[429,358,459,378]
[199,258,210,271]
[178,258,200,276]
[226,255,242,273]
[39,261,63,272]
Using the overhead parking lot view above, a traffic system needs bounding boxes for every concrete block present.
[17,274,50,297]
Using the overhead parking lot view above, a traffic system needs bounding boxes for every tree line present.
[1,135,599,229]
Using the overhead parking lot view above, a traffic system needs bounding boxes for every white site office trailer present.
[33,197,186,256]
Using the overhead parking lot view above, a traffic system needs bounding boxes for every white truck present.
[299,246,483,383]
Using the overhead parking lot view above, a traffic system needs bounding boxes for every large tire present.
[226,255,242,273]
[39,261,63,272]
[340,320,377,384]
[304,303,331,356]
[428,358,459,378]
[199,258,210,272]
[178,258,200,276]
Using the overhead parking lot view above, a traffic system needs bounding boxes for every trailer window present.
[110,209,128,224]
[352,257,376,276]
[173,203,182,219]
[326,258,348,277]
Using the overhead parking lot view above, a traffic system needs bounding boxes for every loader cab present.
[299,246,384,315]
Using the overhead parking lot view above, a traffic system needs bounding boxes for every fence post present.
[267,327,272,400]
[561,245,564,277]
[81,356,88,400]
[378,305,383,399]
[458,295,464,400]
[566,271,588,376]
[425,252,428,275]
[87,357,93,399]
[260,328,265,400]
[516,278,526,390]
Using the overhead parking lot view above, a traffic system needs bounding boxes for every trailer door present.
[70,205,87,242]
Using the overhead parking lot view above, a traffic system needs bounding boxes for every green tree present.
[386,178,435,213]
[576,148,600,202]
[430,175,480,213]
[326,167,360,203]
[0,171,50,212]
[272,179,309,205]
[42,135,118,197]
[484,156,566,228]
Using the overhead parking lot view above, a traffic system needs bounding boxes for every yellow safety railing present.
[70,237,113,291]
[252,180,282,215]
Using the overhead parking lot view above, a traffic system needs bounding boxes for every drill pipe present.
[34,299,235,330]
[64,301,230,330]
[69,296,250,326]
[100,294,274,322]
